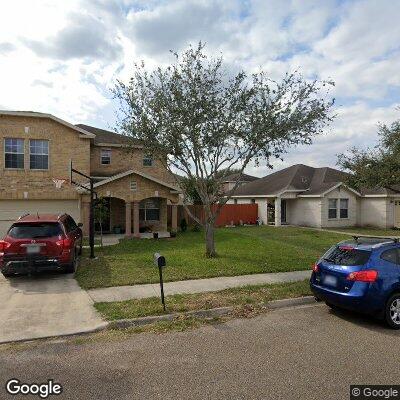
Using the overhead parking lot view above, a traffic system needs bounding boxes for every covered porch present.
[80,169,180,238]
[263,196,295,226]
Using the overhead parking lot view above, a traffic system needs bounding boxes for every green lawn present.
[95,280,312,320]
[322,227,400,237]
[76,226,348,289]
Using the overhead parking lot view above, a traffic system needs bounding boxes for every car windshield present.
[7,223,63,239]
[323,245,371,266]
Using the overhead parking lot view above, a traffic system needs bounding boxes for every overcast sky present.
[0,0,399,177]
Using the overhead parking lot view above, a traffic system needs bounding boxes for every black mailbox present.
[154,252,166,268]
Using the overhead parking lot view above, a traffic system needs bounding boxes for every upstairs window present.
[4,138,24,169]
[328,199,337,219]
[30,139,49,170]
[143,155,153,167]
[340,199,349,219]
[101,149,111,165]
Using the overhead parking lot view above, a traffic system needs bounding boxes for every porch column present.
[133,201,140,238]
[125,201,132,238]
[265,199,269,225]
[274,197,281,227]
[171,204,178,232]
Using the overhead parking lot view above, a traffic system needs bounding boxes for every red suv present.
[0,213,83,277]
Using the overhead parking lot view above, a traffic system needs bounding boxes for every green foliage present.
[338,117,400,189]
[113,42,335,256]
[180,218,188,232]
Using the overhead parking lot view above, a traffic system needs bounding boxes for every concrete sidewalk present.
[87,270,311,303]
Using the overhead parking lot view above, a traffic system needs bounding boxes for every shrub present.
[180,218,188,232]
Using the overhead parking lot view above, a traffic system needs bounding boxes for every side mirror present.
[77,223,83,227]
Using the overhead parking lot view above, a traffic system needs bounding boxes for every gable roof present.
[92,169,180,192]
[232,164,353,197]
[0,110,95,138]
[75,124,142,147]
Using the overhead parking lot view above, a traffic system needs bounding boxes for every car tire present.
[385,294,400,329]
[325,302,340,311]
[65,251,78,274]
[1,271,13,278]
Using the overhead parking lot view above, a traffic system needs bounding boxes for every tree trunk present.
[205,221,216,258]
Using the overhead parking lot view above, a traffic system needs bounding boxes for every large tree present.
[113,43,334,257]
[337,116,400,190]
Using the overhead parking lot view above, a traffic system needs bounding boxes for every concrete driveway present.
[1,303,399,399]
[0,272,107,344]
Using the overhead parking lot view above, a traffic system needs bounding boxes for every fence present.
[168,204,258,228]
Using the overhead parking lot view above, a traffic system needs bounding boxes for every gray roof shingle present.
[75,124,141,146]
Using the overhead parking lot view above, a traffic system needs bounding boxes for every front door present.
[281,200,287,224]
[395,201,400,228]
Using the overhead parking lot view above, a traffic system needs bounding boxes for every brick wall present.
[0,115,90,200]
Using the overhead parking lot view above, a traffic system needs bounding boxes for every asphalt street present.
[1,303,399,400]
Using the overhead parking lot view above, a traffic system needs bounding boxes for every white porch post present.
[274,197,281,227]
[265,199,269,225]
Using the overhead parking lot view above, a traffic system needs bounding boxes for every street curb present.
[0,323,109,346]
[109,296,317,329]
[0,297,316,345]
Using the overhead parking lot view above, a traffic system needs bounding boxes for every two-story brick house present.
[0,111,180,237]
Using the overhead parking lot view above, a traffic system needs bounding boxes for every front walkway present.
[87,270,311,303]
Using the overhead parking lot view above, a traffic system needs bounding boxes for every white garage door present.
[0,200,80,237]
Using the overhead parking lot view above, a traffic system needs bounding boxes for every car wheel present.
[65,251,78,274]
[385,294,400,329]
[325,302,340,311]
[1,271,13,278]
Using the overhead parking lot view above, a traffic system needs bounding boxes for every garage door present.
[0,200,80,237]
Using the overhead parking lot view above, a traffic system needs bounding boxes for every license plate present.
[323,274,337,287]
[26,245,40,255]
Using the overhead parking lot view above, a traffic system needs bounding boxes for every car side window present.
[63,216,77,233]
[380,249,400,265]
[69,216,78,231]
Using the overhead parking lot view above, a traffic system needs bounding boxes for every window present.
[29,139,49,170]
[130,180,137,191]
[139,198,160,221]
[381,249,400,265]
[63,216,78,233]
[328,199,337,219]
[323,245,371,266]
[4,138,24,169]
[143,155,153,167]
[101,149,111,165]
[340,199,349,219]
[8,223,63,239]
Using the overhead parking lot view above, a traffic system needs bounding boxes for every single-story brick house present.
[227,164,400,229]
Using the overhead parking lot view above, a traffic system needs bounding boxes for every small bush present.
[180,218,188,232]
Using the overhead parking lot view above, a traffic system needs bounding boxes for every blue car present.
[310,236,400,329]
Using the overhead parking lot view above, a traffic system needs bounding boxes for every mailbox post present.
[154,253,166,311]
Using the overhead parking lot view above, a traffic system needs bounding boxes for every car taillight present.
[56,237,72,249]
[0,240,11,252]
[346,270,378,282]
[312,263,319,273]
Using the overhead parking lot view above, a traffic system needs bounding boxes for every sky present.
[0,0,399,177]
